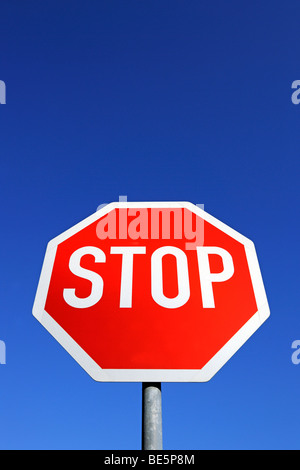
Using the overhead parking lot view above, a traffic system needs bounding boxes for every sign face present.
[33,202,270,382]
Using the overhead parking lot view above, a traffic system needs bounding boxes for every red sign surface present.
[33,202,269,381]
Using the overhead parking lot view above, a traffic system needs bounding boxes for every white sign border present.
[32,201,270,382]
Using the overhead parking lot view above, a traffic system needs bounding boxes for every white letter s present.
[63,246,105,308]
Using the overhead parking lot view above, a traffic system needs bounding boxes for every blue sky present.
[0,1,299,449]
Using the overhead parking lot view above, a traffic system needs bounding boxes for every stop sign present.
[33,201,269,382]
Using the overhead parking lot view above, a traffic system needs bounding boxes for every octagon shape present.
[33,201,270,382]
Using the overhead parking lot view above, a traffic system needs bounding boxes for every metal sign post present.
[142,383,163,450]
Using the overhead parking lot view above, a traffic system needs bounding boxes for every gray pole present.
[142,382,163,450]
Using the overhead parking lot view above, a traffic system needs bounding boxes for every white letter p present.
[197,247,234,308]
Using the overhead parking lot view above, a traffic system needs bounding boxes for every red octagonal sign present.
[33,202,270,382]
